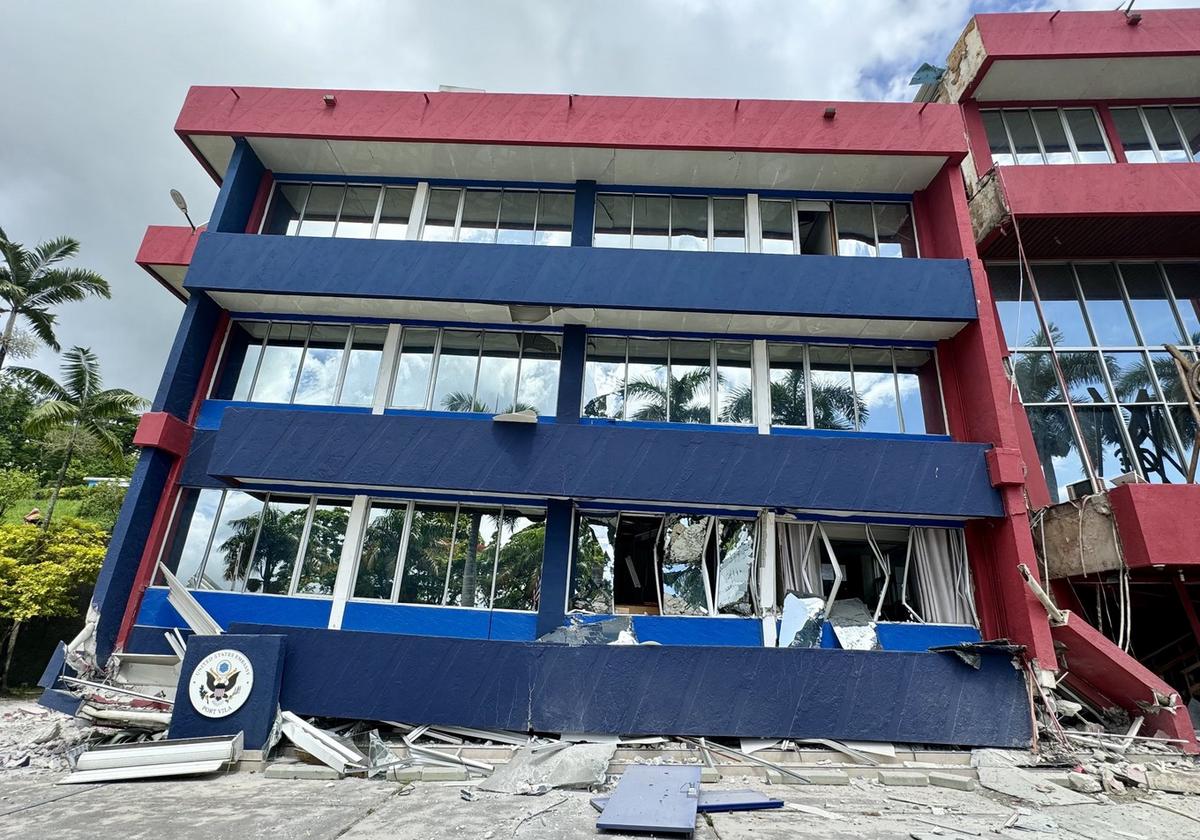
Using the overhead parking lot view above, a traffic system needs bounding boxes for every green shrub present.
[77,483,127,531]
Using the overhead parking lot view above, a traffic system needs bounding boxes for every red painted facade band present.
[973,10,1200,62]
[175,86,969,176]
[1108,483,1200,570]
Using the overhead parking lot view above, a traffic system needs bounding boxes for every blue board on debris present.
[597,765,702,836]
[592,790,784,814]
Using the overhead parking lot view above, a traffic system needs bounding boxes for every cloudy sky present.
[0,0,1190,396]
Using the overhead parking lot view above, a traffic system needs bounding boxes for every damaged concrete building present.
[923,8,1200,745]
[39,7,1199,753]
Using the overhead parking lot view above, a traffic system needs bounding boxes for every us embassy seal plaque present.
[188,649,254,718]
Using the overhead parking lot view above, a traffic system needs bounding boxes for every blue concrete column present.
[209,138,267,233]
[555,325,586,424]
[571,180,596,247]
[535,499,574,637]
[90,140,265,664]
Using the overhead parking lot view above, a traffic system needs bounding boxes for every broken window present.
[569,510,756,617]
[581,336,754,425]
[774,521,977,629]
[593,193,747,252]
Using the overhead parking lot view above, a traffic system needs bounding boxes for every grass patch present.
[1,498,85,526]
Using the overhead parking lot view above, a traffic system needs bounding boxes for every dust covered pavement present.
[4,698,1200,839]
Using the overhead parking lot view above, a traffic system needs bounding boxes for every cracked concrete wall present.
[941,19,988,105]
[967,174,1010,248]
[1034,496,1125,580]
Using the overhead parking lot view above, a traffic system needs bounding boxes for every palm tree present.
[440,392,534,604]
[722,368,863,430]
[0,230,110,370]
[8,348,145,524]
[1012,325,1125,499]
[626,368,714,423]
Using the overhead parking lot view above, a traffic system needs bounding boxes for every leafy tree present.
[571,519,614,612]
[8,348,146,525]
[491,518,545,611]
[0,229,110,371]
[0,468,37,520]
[355,506,408,598]
[296,506,350,594]
[0,518,106,691]
[0,380,41,473]
[398,507,457,605]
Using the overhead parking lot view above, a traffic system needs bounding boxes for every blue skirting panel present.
[204,409,1003,518]
[186,232,977,324]
[231,622,1032,747]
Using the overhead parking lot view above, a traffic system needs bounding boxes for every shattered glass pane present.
[660,515,713,616]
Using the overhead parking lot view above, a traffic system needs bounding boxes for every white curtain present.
[910,527,978,626]
[776,522,822,600]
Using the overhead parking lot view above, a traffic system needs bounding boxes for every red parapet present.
[1109,483,1200,570]
[135,225,201,268]
[975,10,1200,62]
[174,86,968,165]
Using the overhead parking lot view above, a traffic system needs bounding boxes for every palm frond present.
[62,347,101,399]
[18,306,59,351]
[81,418,127,459]
[5,366,70,400]
[88,388,149,418]
[30,236,80,272]
[28,268,111,305]
[25,400,81,436]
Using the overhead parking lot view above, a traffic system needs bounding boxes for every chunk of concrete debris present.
[1146,768,1200,795]
[976,765,1096,806]
[929,771,977,792]
[1067,771,1103,794]
[264,759,343,780]
[879,770,929,787]
[478,741,617,794]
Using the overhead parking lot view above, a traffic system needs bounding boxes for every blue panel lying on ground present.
[597,765,701,836]
[229,623,1032,748]
[592,790,783,814]
[207,409,1003,518]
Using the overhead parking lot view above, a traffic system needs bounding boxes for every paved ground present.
[3,769,1200,839]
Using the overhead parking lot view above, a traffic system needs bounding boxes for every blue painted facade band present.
[91,448,174,662]
[571,180,597,247]
[230,623,1032,748]
[535,499,573,637]
[205,409,1003,518]
[184,233,977,324]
